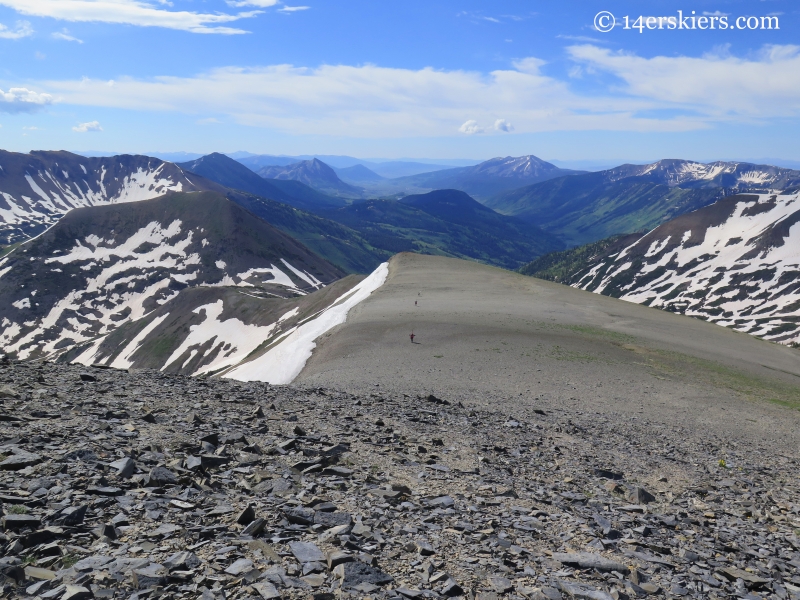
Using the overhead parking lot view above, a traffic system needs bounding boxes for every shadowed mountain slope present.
[0,191,344,361]
[521,190,800,345]
[257,159,363,198]
[0,150,213,245]
[178,153,346,211]
[390,155,580,199]
[317,189,563,270]
[487,159,800,247]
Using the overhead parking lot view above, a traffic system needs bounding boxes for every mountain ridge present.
[521,190,800,345]
[388,155,582,199]
[0,149,215,245]
[257,158,364,198]
[0,191,345,361]
[178,152,346,211]
[316,189,563,270]
[487,158,800,248]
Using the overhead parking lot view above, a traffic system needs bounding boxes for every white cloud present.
[494,119,513,132]
[459,120,483,134]
[0,0,260,34]
[556,34,609,45]
[567,43,800,118]
[52,28,83,43]
[35,44,800,138]
[0,19,32,38]
[227,0,277,6]
[72,120,102,132]
[278,5,309,12]
[0,87,53,113]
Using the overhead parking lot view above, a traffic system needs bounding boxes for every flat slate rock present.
[558,580,614,600]
[336,561,393,587]
[552,552,629,573]
[289,541,325,563]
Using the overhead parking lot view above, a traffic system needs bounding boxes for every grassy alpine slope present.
[519,234,637,282]
[487,173,723,247]
[317,190,564,270]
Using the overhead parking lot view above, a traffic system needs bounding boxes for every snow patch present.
[225,262,388,384]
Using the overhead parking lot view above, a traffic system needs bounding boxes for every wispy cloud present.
[52,28,83,43]
[0,19,32,38]
[457,11,533,24]
[567,43,800,119]
[0,0,261,34]
[226,0,277,7]
[0,87,53,113]
[32,44,800,138]
[278,5,309,13]
[556,34,610,45]
[72,120,102,132]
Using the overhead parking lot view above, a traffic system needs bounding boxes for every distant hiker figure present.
[410,332,416,343]
[415,300,417,306]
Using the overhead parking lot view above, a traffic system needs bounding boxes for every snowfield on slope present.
[1,220,327,361]
[574,191,800,345]
[224,262,389,383]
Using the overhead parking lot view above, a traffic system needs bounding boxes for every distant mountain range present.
[333,164,386,183]
[0,149,384,274]
[603,159,800,189]
[177,153,346,211]
[177,153,561,269]
[316,189,563,270]
[236,154,472,178]
[0,150,209,245]
[0,192,344,362]
[486,159,800,247]
[256,158,364,198]
[390,155,581,199]
[522,190,800,345]
[2,146,800,364]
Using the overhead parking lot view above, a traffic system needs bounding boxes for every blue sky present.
[1,0,799,163]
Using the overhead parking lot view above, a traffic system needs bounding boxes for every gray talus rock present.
[108,456,136,478]
[627,485,656,504]
[552,552,629,573]
[2,514,41,529]
[131,563,167,589]
[314,510,352,528]
[147,466,178,486]
[163,551,201,571]
[333,561,393,588]
[0,450,42,470]
[289,541,325,563]
[72,555,113,572]
[558,580,614,600]
[284,506,315,525]
[224,558,254,576]
[487,576,513,593]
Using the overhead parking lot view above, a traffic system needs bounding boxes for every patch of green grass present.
[561,324,636,344]
[61,554,80,569]
[433,355,443,358]
[0,242,22,259]
[548,345,599,362]
[7,504,29,514]
[636,346,800,411]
